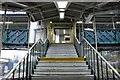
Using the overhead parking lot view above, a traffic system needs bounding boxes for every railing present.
[74,36,120,80]
[2,38,49,80]
[74,36,81,57]
[83,37,120,80]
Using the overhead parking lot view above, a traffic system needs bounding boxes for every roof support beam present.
[19,3,52,11]
[11,2,28,8]
[32,9,57,14]
[85,9,119,24]
[40,16,59,21]
[39,9,44,18]
[67,9,82,13]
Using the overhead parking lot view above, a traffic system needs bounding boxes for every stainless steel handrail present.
[83,37,120,79]
[4,38,49,79]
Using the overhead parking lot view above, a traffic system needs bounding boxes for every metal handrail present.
[74,37,81,57]
[3,38,49,80]
[4,39,40,78]
[83,37,120,79]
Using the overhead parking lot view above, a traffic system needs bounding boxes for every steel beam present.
[1,0,119,2]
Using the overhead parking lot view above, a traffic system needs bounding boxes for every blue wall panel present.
[83,29,120,44]
[3,29,28,44]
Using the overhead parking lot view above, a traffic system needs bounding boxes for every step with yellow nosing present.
[39,57,85,62]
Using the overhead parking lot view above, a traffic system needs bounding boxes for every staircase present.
[31,44,94,80]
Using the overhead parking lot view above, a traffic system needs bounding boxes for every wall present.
[29,21,47,43]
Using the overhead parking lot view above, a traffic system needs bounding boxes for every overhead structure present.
[0,1,119,23]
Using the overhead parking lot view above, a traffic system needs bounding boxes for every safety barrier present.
[74,36,120,79]
[83,37,120,80]
[2,38,49,80]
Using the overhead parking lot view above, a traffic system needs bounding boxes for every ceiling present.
[1,1,120,23]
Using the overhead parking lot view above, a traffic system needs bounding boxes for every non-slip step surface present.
[39,57,84,62]
[35,66,89,70]
[34,69,91,72]
[31,74,94,80]
[46,54,78,58]
[34,71,91,75]
[37,62,87,67]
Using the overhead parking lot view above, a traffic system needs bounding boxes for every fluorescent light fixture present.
[60,12,64,19]
[84,28,94,31]
[59,9,65,11]
[89,21,93,24]
[57,1,68,8]
[77,21,83,23]
[0,21,13,24]
[116,22,120,24]
[63,29,65,34]
[0,11,26,14]
[50,21,52,23]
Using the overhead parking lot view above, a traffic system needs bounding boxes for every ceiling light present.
[89,21,93,24]
[0,21,13,24]
[59,9,65,11]
[84,28,94,32]
[50,21,52,23]
[116,22,120,24]
[57,1,68,8]
[60,12,64,19]
[77,21,83,23]
[0,11,26,14]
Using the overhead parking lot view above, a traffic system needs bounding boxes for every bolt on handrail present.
[2,38,49,80]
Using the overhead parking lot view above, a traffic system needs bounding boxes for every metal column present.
[1,3,7,57]
[93,10,97,50]
[81,18,84,57]
[28,14,31,49]
[0,2,2,57]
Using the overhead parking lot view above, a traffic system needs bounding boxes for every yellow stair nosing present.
[39,57,85,62]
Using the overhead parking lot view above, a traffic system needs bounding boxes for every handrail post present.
[22,59,25,80]
[100,58,104,80]
[26,54,29,80]
[18,63,21,80]
[83,37,120,80]
[96,54,100,80]
[29,51,32,80]
[93,50,96,80]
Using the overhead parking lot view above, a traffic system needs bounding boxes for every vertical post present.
[112,17,115,29]
[0,24,2,58]
[78,24,81,41]
[22,59,25,79]
[0,3,7,57]
[93,9,97,50]
[81,18,84,57]
[28,14,31,49]
[26,54,29,80]
[0,2,2,57]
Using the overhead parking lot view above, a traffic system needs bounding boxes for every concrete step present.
[33,71,91,75]
[35,66,89,70]
[31,74,94,80]
[46,53,78,58]
[37,62,87,67]
[34,68,91,72]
